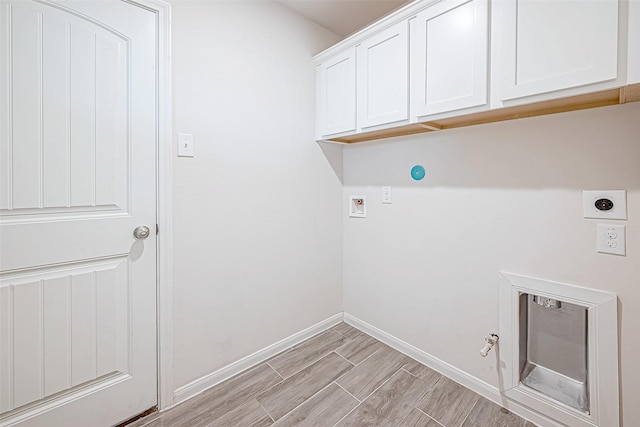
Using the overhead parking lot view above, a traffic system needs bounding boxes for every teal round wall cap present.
[411,165,426,181]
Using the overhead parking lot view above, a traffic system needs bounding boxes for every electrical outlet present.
[597,224,625,256]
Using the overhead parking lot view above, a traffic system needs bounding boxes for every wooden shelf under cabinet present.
[327,84,640,144]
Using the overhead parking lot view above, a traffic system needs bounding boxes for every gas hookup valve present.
[480,333,499,357]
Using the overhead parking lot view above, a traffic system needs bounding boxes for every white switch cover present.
[583,190,626,220]
[382,187,392,204]
[178,133,194,157]
[597,224,626,256]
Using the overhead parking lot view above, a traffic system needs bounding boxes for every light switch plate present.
[597,224,626,256]
[178,133,194,157]
[583,190,626,220]
[382,187,392,204]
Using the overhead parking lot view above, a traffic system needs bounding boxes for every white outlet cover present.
[583,190,626,220]
[597,224,626,256]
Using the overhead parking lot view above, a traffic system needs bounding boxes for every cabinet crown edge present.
[313,0,439,64]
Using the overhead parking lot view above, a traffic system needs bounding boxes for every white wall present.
[343,102,640,425]
[171,1,343,390]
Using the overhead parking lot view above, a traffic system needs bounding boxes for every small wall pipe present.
[480,333,499,357]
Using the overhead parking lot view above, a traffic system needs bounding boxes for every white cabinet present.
[357,21,409,129]
[499,0,619,101]
[316,47,356,138]
[411,0,488,118]
[313,0,636,143]
[628,0,640,84]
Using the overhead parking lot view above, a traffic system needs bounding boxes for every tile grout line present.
[333,351,356,368]
[345,342,386,368]
[330,397,363,427]
[458,396,481,427]
[266,361,284,380]
[415,407,447,427]
[335,335,381,366]
[399,366,443,388]
[268,331,349,380]
[271,377,346,425]
[259,349,358,425]
[403,376,446,426]
[270,348,339,381]
[349,366,398,405]
[333,380,361,403]
[255,398,275,423]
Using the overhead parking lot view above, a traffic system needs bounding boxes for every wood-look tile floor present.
[130,323,536,427]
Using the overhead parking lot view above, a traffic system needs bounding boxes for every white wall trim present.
[343,313,563,427]
[130,0,173,411]
[154,0,173,411]
[498,272,619,427]
[171,313,343,407]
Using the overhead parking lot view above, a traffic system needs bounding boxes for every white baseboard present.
[343,313,562,427]
[171,313,343,407]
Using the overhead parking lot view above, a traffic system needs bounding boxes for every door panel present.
[0,1,157,425]
[1,258,129,411]
[1,1,128,217]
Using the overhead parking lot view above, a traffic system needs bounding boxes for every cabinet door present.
[628,0,640,84]
[316,47,356,137]
[412,0,488,118]
[357,21,409,129]
[500,0,619,101]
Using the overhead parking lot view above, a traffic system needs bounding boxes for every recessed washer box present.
[583,190,626,220]
[349,195,367,218]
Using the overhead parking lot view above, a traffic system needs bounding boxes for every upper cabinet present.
[628,0,640,84]
[411,0,489,119]
[316,47,356,139]
[357,21,409,130]
[497,0,620,102]
[314,0,639,143]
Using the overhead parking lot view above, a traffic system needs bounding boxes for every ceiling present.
[278,0,412,38]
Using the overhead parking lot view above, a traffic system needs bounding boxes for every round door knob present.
[133,225,151,240]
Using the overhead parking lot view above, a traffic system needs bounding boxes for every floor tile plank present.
[336,369,433,426]
[330,323,363,340]
[161,363,282,427]
[268,330,347,379]
[207,399,273,427]
[132,327,533,427]
[461,397,528,427]
[272,383,358,426]
[397,408,442,427]
[402,359,442,387]
[257,352,354,421]
[336,332,387,365]
[336,345,410,401]
[417,377,480,427]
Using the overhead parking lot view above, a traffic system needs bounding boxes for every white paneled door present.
[0,1,157,426]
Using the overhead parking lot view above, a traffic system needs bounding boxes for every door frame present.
[130,0,174,412]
